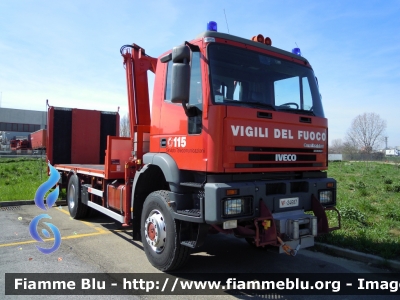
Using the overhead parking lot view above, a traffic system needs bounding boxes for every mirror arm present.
[185,41,200,52]
[182,101,190,117]
[181,102,199,118]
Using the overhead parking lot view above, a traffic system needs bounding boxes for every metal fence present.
[0,150,46,158]
[341,152,400,163]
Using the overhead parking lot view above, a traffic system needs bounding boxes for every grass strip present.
[318,161,400,259]
[1,158,399,259]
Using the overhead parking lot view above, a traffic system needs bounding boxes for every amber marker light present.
[226,189,239,196]
[264,37,272,46]
[251,34,264,43]
[327,182,334,188]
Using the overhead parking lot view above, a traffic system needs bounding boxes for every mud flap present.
[179,222,209,248]
[311,194,329,234]
[254,201,278,247]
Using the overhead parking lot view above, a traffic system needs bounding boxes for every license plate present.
[279,197,299,208]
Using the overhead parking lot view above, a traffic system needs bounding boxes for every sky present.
[0,0,399,147]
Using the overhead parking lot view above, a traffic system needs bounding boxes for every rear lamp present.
[207,21,217,32]
[292,47,301,56]
[319,190,334,206]
[327,182,334,188]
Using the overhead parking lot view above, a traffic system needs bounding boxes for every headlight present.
[319,190,335,206]
[223,197,252,217]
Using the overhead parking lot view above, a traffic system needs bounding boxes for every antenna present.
[224,9,230,34]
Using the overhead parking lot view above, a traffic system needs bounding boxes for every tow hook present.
[277,236,299,256]
[292,244,301,256]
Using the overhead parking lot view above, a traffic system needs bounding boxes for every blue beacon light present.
[207,21,217,32]
[292,47,301,56]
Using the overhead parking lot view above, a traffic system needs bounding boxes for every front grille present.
[236,163,323,168]
[266,183,286,195]
[249,154,316,161]
[266,181,309,196]
[236,146,319,153]
[291,181,309,193]
[233,146,324,169]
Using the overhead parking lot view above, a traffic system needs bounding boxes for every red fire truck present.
[10,139,18,151]
[48,22,340,271]
[10,139,30,150]
[30,129,47,150]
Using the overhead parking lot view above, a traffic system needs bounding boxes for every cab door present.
[158,51,207,171]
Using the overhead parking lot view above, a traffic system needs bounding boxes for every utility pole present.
[385,136,388,149]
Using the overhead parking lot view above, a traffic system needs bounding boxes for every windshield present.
[208,43,324,117]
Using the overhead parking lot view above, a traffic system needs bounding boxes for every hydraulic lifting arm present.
[120,44,157,140]
[108,45,157,226]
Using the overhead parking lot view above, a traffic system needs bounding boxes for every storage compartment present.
[47,106,119,165]
[107,182,125,212]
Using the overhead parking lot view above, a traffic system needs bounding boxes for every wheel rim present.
[144,209,167,253]
[68,184,75,209]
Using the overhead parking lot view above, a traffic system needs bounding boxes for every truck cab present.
[133,26,340,269]
[53,22,340,272]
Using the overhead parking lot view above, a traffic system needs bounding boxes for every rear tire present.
[67,174,88,219]
[141,190,190,271]
[87,207,99,218]
[245,237,255,246]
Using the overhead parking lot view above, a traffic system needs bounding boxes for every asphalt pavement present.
[0,201,398,300]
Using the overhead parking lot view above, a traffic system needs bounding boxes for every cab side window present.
[188,52,202,134]
[164,60,173,100]
[163,52,202,134]
[188,52,202,108]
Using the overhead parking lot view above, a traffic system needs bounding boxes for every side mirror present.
[171,45,191,104]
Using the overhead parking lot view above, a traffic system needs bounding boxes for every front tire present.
[67,174,88,219]
[141,191,190,271]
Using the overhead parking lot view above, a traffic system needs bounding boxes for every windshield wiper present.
[221,99,276,111]
[243,101,276,111]
[277,107,315,116]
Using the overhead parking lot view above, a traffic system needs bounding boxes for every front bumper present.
[204,177,336,225]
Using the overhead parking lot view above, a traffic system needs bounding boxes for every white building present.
[0,108,46,144]
[385,149,399,156]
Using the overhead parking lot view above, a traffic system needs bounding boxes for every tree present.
[342,139,359,160]
[329,138,344,153]
[346,112,386,154]
[120,114,130,137]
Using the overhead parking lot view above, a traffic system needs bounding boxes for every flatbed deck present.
[55,164,105,177]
